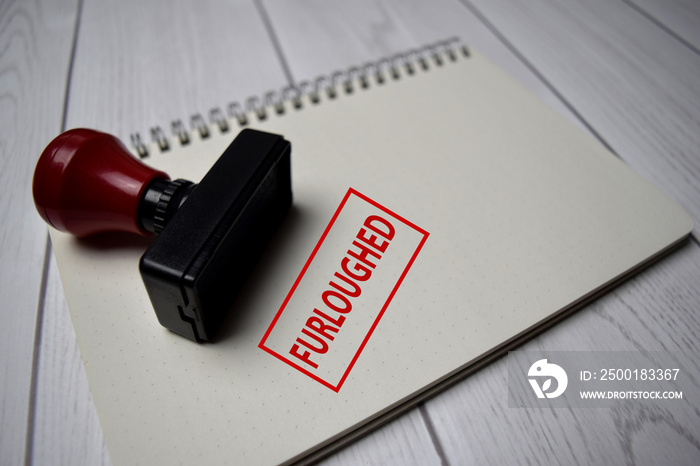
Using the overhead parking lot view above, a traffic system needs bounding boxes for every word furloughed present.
[289,215,395,369]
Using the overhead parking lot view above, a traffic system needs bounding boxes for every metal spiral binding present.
[130,37,469,158]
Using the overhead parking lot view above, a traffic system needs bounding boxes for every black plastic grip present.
[139,129,292,341]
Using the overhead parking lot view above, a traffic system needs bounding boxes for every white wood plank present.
[317,409,442,466]
[262,0,579,126]
[468,0,700,226]
[629,0,700,52]
[65,0,290,145]
[425,241,700,465]
[0,1,77,465]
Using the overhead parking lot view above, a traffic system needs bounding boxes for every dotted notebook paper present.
[50,42,692,465]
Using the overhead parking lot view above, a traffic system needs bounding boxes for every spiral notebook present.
[49,39,692,465]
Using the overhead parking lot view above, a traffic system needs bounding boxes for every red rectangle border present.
[259,187,429,392]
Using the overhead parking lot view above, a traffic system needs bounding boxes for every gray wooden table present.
[2,0,699,464]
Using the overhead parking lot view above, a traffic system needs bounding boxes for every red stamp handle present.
[33,129,169,236]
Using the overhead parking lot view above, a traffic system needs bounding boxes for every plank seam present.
[60,0,84,132]
[24,0,84,463]
[457,0,621,159]
[418,403,450,466]
[620,0,700,57]
[23,235,52,466]
[253,0,295,86]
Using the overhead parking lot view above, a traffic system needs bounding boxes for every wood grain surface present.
[64,0,289,144]
[629,0,700,52]
[0,1,77,464]
[3,0,699,465]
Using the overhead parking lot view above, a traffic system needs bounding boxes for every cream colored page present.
[50,51,692,466]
